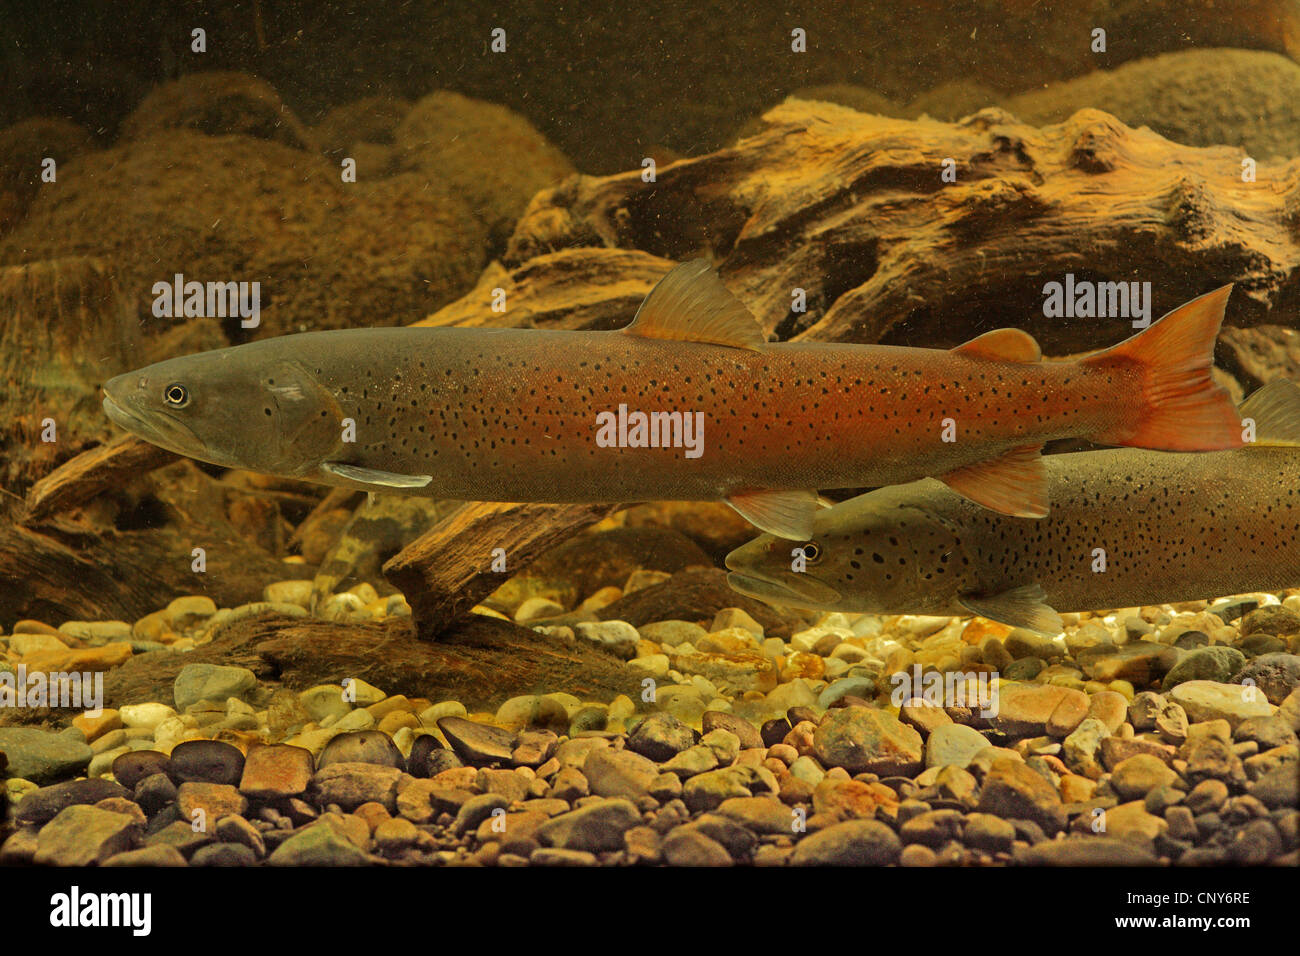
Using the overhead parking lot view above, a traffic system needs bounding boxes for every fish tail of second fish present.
[1081,283,1243,451]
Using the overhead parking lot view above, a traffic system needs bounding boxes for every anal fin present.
[959,583,1063,636]
[322,461,433,489]
[726,489,819,540]
[939,444,1047,518]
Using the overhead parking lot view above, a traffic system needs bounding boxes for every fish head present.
[725,482,970,615]
[103,347,345,477]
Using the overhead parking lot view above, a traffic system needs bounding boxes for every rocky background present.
[1,3,1299,866]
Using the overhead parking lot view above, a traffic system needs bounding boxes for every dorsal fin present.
[624,259,766,351]
[952,328,1042,363]
[1239,379,1300,446]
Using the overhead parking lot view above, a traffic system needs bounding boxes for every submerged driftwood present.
[425,103,1300,355]
[383,500,623,641]
[99,613,638,711]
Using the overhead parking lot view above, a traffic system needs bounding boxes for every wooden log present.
[22,436,178,524]
[445,104,1300,356]
[383,500,622,640]
[98,612,639,712]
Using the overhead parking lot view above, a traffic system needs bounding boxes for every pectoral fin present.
[321,462,433,489]
[959,583,1063,636]
[939,444,1048,518]
[726,489,820,540]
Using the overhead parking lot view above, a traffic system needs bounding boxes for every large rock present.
[1162,646,1247,691]
[813,707,923,776]
[988,684,1089,737]
[535,798,642,852]
[173,663,258,710]
[1233,653,1300,705]
[35,805,141,865]
[790,820,901,866]
[1168,680,1276,729]
[0,728,91,784]
[976,757,1067,835]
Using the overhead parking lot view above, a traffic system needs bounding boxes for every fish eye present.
[163,383,190,407]
[800,542,821,563]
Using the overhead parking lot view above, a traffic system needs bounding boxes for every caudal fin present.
[1084,284,1242,451]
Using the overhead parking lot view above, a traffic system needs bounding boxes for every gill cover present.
[264,360,346,473]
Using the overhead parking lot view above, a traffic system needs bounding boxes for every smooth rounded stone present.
[452,792,512,836]
[924,723,991,770]
[761,718,792,748]
[710,606,764,637]
[1232,653,1300,705]
[1168,680,1276,729]
[268,822,371,866]
[0,728,91,785]
[177,782,248,823]
[9,631,72,656]
[1162,646,1248,691]
[1112,754,1181,800]
[900,843,938,867]
[554,737,611,770]
[1241,633,1289,657]
[1173,630,1210,650]
[515,596,566,623]
[331,709,377,732]
[574,620,640,658]
[899,698,953,736]
[1001,658,1044,681]
[963,812,1016,854]
[1099,800,1169,845]
[1004,630,1062,661]
[215,814,267,857]
[813,707,923,776]
[637,620,707,647]
[817,677,877,711]
[700,711,762,750]
[167,739,245,786]
[1099,736,1175,772]
[59,620,132,643]
[988,684,1087,738]
[582,747,660,800]
[1065,623,1116,656]
[35,804,142,866]
[659,827,734,866]
[627,713,698,762]
[437,716,518,765]
[299,685,353,723]
[1228,818,1284,864]
[1154,702,1190,744]
[1241,606,1300,638]
[317,730,405,770]
[103,845,188,867]
[173,663,258,711]
[1014,836,1157,865]
[190,842,258,867]
[133,772,178,815]
[535,798,641,852]
[900,808,964,847]
[1128,691,1167,731]
[660,744,719,778]
[714,795,794,835]
[976,757,1066,835]
[791,819,902,866]
[1086,691,1130,734]
[495,695,570,734]
[1250,763,1300,810]
[262,579,314,607]
[310,762,403,811]
[1077,641,1180,684]
[238,744,314,799]
[682,765,771,812]
[1234,715,1299,752]
[14,778,130,826]
[761,678,820,714]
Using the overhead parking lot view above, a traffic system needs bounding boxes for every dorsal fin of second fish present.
[1239,378,1300,446]
[624,259,767,351]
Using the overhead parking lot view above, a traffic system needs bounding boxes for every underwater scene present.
[1,0,1298,896]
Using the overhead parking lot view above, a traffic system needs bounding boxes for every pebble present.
[976,757,1066,835]
[239,744,314,799]
[0,728,91,784]
[173,663,258,711]
[813,706,923,776]
[924,723,992,769]
[268,823,371,866]
[790,820,901,866]
[1168,680,1276,728]
[1111,754,1180,800]
[437,716,517,764]
[627,713,697,761]
[14,778,130,826]
[535,798,642,852]
[318,730,405,769]
[168,739,246,785]
[310,763,403,811]
[1232,653,1300,704]
[1162,646,1247,690]
[35,805,141,866]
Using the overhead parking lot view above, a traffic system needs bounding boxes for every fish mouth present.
[102,390,203,458]
[724,569,842,609]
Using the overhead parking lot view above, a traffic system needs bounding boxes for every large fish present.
[103,260,1243,539]
[725,380,1300,634]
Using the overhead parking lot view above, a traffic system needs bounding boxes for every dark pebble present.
[407,734,459,777]
[760,718,791,748]
[627,713,697,762]
[168,740,245,786]
[691,813,758,860]
[701,712,763,750]
[135,772,179,815]
[437,716,517,765]
[318,730,406,770]
[190,842,258,867]
[1173,630,1209,650]
[786,707,819,727]
[1240,634,1288,657]
[14,778,130,826]
[111,750,173,790]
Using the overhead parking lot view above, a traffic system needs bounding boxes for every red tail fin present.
[1084,285,1243,451]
